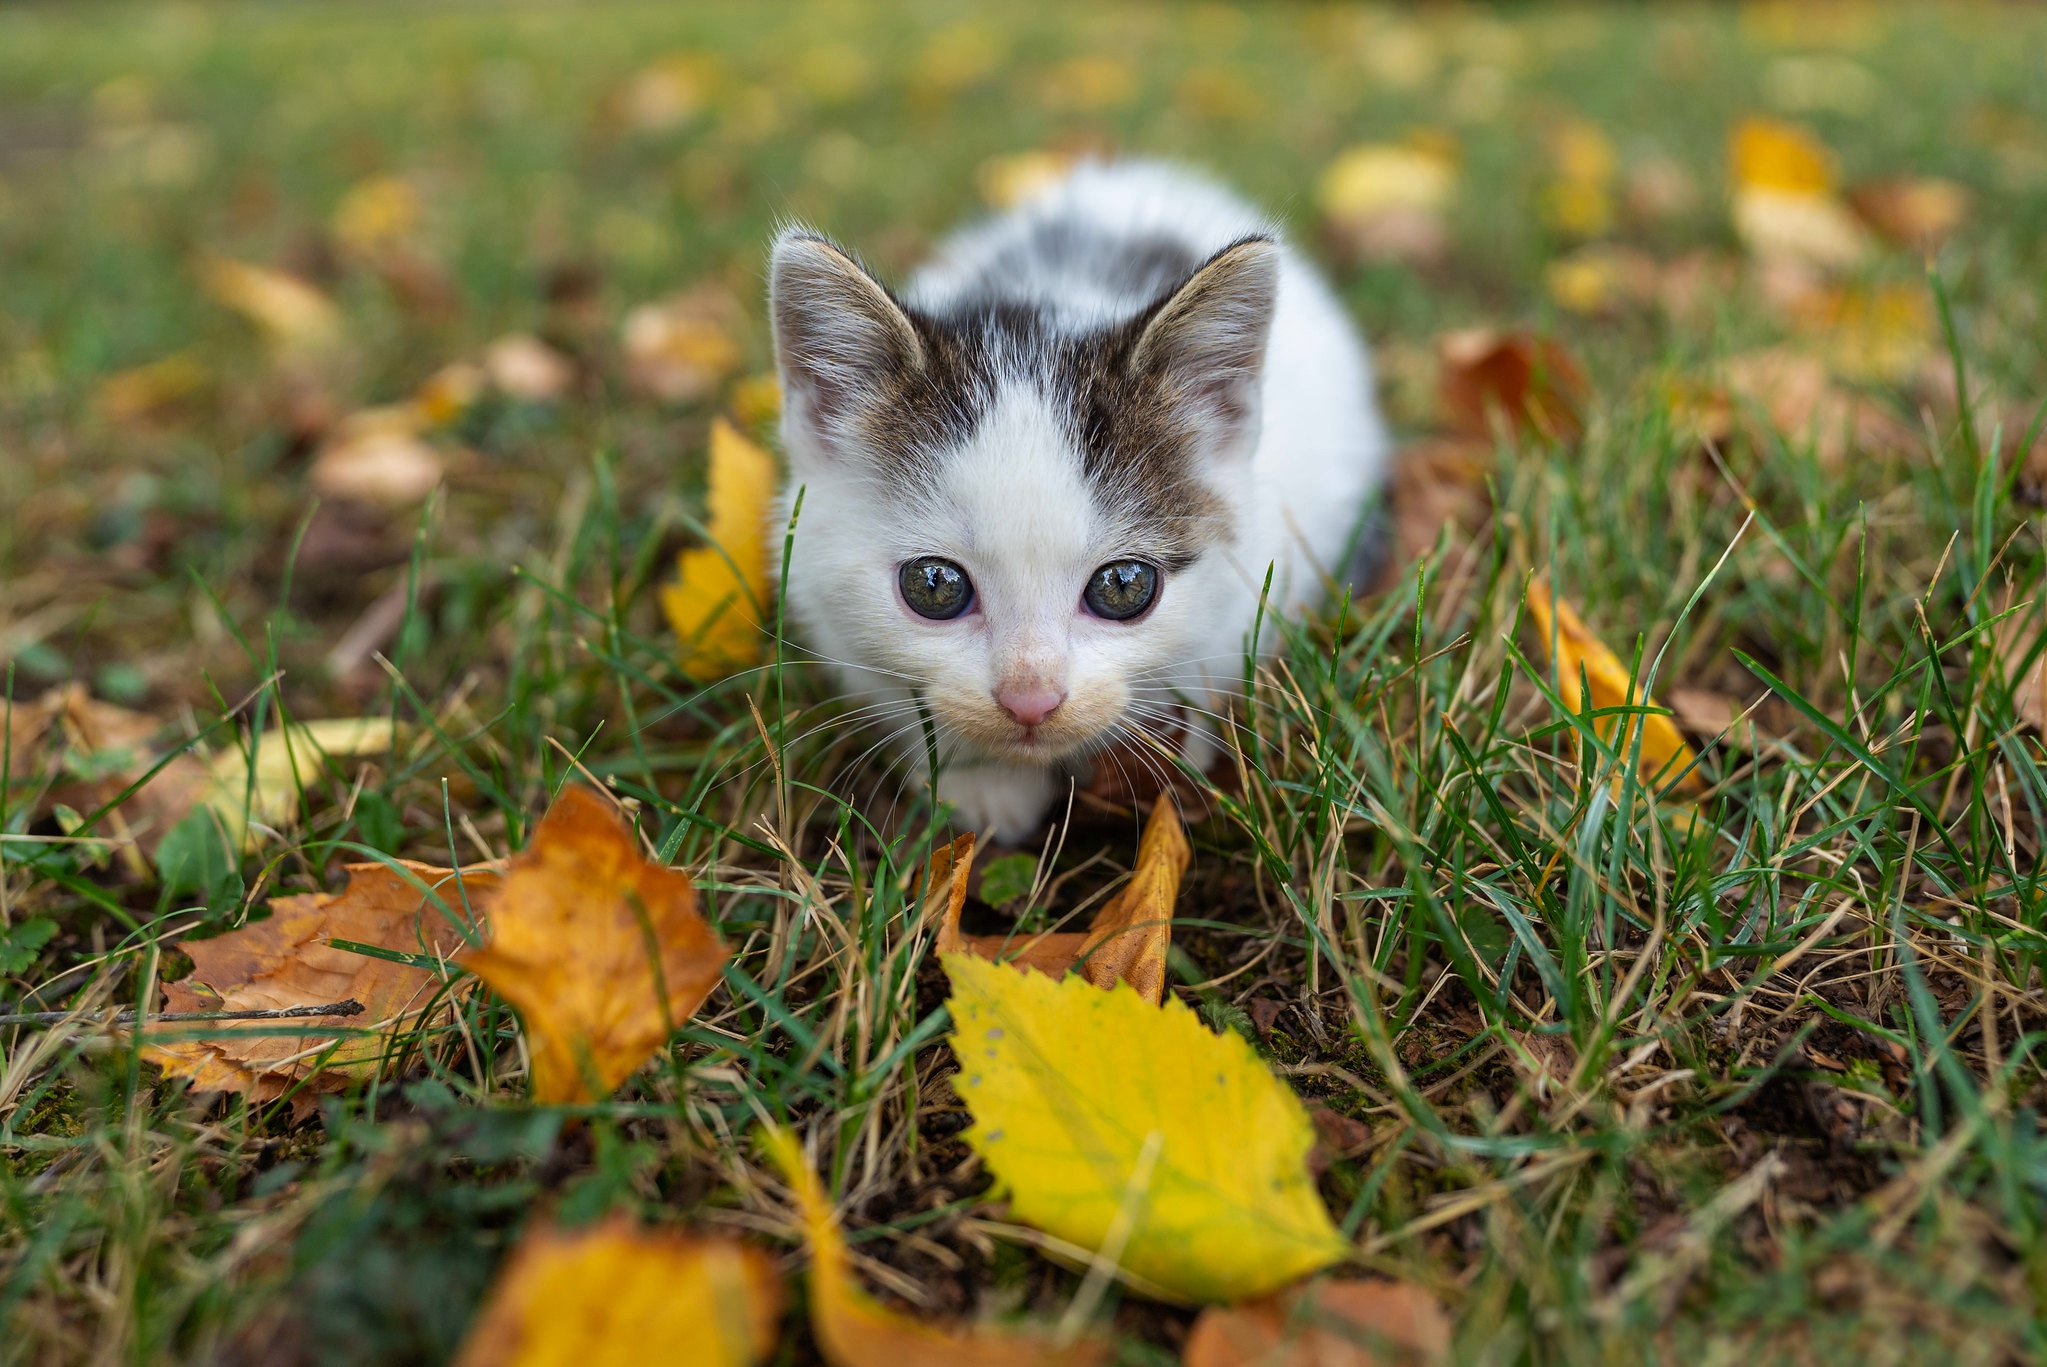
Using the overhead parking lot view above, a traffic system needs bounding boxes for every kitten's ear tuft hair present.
[769,231,922,449]
[1129,236,1279,440]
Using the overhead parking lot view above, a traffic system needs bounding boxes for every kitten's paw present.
[937,766,1059,844]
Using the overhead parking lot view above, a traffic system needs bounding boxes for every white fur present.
[774,161,1389,841]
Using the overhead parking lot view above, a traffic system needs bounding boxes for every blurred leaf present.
[615,52,718,133]
[977,149,1077,209]
[459,785,726,1105]
[1997,596,2047,735]
[1539,117,1616,239]
[1183,1278,1452,1367]
[943,952,1346,1303]
[1727,118,1872,270]
[660,418,776,678]
[761,1125,1108,1367]
[95,352,210,427]
[1785,282,1934,382]
[332,176,422,257]
[1317,137,1457,267]
[453,1216,780,1367]
[622,286,743,404]
[1543,245,1660,316]
[1848,176,1972,252]
[484,334,576,402]
[1437,329,1588,444]
[198,256,342,355]
[310,408,446,509]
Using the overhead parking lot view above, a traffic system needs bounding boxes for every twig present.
[0,999,365,1028]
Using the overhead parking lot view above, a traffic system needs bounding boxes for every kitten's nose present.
[995,686,1065,728]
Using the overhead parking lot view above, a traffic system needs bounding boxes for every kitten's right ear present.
[769,232,922,455]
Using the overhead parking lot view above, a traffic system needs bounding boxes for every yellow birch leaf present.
[760,1126,1107,1367]
[1523,577,1705,799]
[203,717,407,852]
[661,418,776,678]
[459,785,727,1105]
[942,953,1347,1303]
[453,1216,780,1367]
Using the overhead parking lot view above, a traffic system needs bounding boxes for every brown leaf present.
[622,286,743,403]
[1387,437,1493,575]
[1437,330,1588,445]
[310,408,446,509]
[1848,177,1971,252]
[147,859,500,1113]
[925,798,1188,1003]
[483,334,576,402]
[459,786,727,1104]
[1184,1279,1451,1367]
[453,1216,781,1367]
[3,684,212,859]
[764,1127,1107,1367]
[1715,347,1916,467]
[1997,597,2046,734]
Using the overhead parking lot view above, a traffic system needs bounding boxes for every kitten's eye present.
[1083,560,1160,621]
[899,557,974,620]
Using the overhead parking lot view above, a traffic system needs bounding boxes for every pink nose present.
[996,686,1065,728]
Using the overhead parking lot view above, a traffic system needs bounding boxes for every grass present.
[4,1,2047,1362]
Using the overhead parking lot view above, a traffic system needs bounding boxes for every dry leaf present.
[1624,155,1700,224]
[616,53,717,134]
[147,859,499,1113]
[310,407,445,508]
[761,1126,1106,1367]
[1539,117,1616,239]
[415,360,487,426]
[3,684,212,858]
[1385,438,1493,577]
[332,175,422,257]
[1848,176,1971,252]
[1523,576,1705,799]
[1782,282,1933,383]
[622,286,742,403]
[1543,245,1660,317]
[1437,330,1588,445]
[97,352,210,426]
[730,372,783,430]
[1184,1279,1452,1367]
[453,1216,779,1367]
[944,953,1347,1303]
[204,717,405,852]
[199,256,342,355]
[926,798,1188,1003]
[1318,138,1457,267]
[1727,118,1872,270]
[977,149,1077,209]
[1716,347,1914,467]
[1997,598,2046,734]
[660,417,776,678]
[459,785,727,1105]
[484,333,575,402]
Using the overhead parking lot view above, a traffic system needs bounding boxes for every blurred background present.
[1,0,2043,730]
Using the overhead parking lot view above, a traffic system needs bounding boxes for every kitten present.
[768,159,1389,842]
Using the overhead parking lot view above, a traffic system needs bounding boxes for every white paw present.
[937,765,1060,843]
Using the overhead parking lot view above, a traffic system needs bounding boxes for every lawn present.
[3,1,2047,1362]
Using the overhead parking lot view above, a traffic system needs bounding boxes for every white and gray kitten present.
[768,160,1389,842]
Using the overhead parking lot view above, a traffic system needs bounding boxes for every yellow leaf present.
[1317,141,1457,218]
[1784,281,1934,382]
[1729,117,1838,195]
[660,418,776,678]
[198,256,341,354]
[453,1216,780,1367]
[926,799,1189,1002]
[459,785,727,1104]
[1522,577,1705,799]
[331,175,422,256]
[943,953,1347,1303]
[204,717,406,852]
[761,1126,1106,1367]
[976,149,1077,210]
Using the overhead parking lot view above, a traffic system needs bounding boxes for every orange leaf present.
[924,798,1188,1003]
[1848,176,1971,252]
[453,1216,780,1367]
[1437,330,1587,445]
[1183,1278,1451,1367]
[459,786,726,1104]
[147,859,500,1115]
[1523,577,1706,799]
[761,1126,1107,1367]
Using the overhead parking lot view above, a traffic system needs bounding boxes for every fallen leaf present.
[1726,118,1872,270]
[1183,1279,1452,1367]
[1668,688,1744,738]
[1384,438,1493,578]
[1848,176,1971,252]
[1543,245,1660,317]
[1538,117,1616,239]
[622,286,743,403]
[1437,330,1588,445]
[660,417,776,677]
[310,407,445,508]
[147,858,499,1113]
[415,360,487,426]
[459,785,727,1104]
[1506,1029,1576,1100]
[977,149,1077,209]
[944,952,1347,1303]
[453,1216,779,1367]
[761,1126,1106,1367]
[926,798,1188,1003]
[1624,155,1700,224]
[615,52,718,134]
[96,352,210,426]
[1716,347,1914,467]
[729,372,783,430]
[1997,597,2046,734]
[1523,576,1705,799]
[331,175,422,258]
[204,717,407,852]
[1,685,213,862]
[199,256,342,355]
[1036,54,1135,113]
[1318,137,1457,267]
[1783,282,1933,382]
[484,333,576,402]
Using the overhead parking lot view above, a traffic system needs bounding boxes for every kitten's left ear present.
[1129,237,1279,452]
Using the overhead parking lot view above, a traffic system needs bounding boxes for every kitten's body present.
[771,161,1388,840]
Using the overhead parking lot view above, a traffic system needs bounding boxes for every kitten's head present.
[768,228,1277,767]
